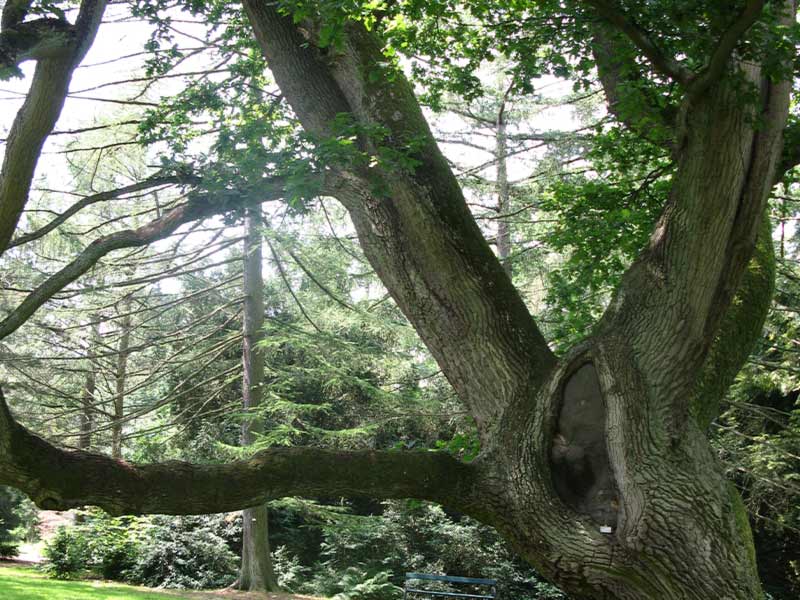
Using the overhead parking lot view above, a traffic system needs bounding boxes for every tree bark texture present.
[239,208,278,592]
[239,3,792,597]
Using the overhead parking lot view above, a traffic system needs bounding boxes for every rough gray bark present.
[239,3,792,597]
[239,208,278,592]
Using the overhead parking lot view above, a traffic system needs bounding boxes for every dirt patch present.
[0,559,38,568]
[37,510,75,539]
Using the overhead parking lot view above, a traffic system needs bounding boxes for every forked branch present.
[688,0,768,98]
[590,22,677,144]
[584,0,691,84]
[588,0,769,99]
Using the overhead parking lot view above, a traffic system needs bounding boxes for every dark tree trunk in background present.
[111,300,132,460]
[78,320,100,451]
[495,102,512,277]
[238,208,278,592]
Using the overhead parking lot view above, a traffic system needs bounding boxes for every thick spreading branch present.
[1,0,33,31]
[0,387,478,516]
[590,0,768,141]
[243,3,556,434]
[0,18,74,70]
[599,1,794,430]
[590,22,676,144]
[0,180,288,342]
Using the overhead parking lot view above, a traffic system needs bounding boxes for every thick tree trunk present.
[0,0,108,258]
[240,4,792,597]
[239,208,278,592]
[483,346,763,599]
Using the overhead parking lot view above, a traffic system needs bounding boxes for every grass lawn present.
[0,564,323,600]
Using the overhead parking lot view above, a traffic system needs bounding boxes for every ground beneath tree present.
[0,563,325,600]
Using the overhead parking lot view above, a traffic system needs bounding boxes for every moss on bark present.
[693,212,776,429]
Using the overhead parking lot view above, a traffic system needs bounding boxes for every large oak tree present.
[1,1,799,598]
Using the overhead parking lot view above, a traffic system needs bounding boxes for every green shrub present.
[79,511,141,580]
[40,512,240,589]
[128,515,238,589]
[329,568,402,600]
[43,526,90,579]
[0,539,19,559]
[273,544,309,590]
[99,540,139,580]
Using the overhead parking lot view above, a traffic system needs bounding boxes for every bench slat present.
[405,573,497,586]
[404,588,495,599]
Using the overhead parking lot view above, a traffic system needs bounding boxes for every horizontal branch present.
[0,387,479,515]
[0,179,289,342]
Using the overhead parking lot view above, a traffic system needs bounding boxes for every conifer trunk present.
[495,103,512,277]
[239,208,278,592]
[111,301,132,459]
[78,320,100,451]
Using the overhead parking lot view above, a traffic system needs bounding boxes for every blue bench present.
[403,572,498,599]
